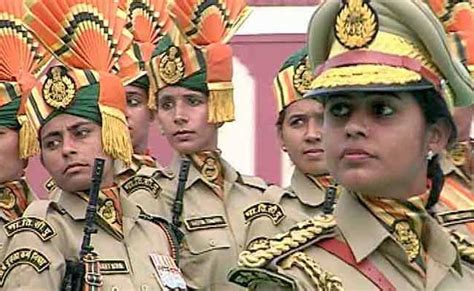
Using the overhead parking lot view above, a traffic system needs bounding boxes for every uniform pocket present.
[183,224,231,255]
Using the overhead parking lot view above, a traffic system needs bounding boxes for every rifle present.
[62,158,105,291]
[170,158,191,263]
[171,158,191,228]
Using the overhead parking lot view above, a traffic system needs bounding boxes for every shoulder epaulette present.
[229,214,338,289]
[238,174,268,191]
[239,214,336,268]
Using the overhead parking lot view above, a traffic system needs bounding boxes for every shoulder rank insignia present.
[122,175,162,198]
[228,266,296,289]
[244,202,285,225]
[3,216,56,241]
[238,214,336,268]
[335,0,378,49]
[0,248,50,286]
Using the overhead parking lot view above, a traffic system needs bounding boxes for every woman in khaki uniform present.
[0,1,185,289]
[422,0,474,240]
[0,1,46,249]
[245,48,341,244]
[230,0,474,289]
[129,1,276,289]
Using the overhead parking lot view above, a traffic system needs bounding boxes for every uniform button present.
[141,285,149,291]
[209,239,216,247]
[111,287,119,291]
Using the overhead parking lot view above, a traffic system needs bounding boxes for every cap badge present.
[293,57,313,95]
[42,67,76,109]
[159,46,185,85]
[335,0,378,49]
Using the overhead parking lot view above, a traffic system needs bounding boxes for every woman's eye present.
[329,103,351,117]
[289,117,305,127]
[127,97,140,107]
[187,97,203,106]
[159,99,174,110]
[373,103,394,117]
[45,140,60,150]
[76,128,91,138]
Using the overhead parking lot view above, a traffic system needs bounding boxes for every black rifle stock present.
[62,158,105,291]
[172,159,191,228]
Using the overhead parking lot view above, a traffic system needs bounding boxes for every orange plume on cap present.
[169,0,251,123]
[23,0,134,164]
[0,0,50,158]
[424,0,474,79]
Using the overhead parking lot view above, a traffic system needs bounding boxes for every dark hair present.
[412,89,457,211]
[275,108,286,132]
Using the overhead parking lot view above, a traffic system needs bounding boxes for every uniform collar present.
[57,187,140,225]
[169,154,238,190]
[289,168,326,207]
[335,189,463,275]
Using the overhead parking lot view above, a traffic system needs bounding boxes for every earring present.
[426,150,434,161]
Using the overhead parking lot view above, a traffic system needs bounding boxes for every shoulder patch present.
[436,209,474,227]
[244,202,285,225]
[228,267,296,289]
[239,175,268,191]
[122,175,162,198]
[0,248,50,286]
[3,217,56,241]
[238,214,336,269]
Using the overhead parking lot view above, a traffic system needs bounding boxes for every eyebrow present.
[42,121,94,141]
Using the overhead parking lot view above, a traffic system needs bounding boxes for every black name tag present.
[98,260,129,275]
[184,215,227,231]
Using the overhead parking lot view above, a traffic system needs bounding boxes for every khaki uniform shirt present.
[435,153,474,240]
[127,157,270,290]
[0,179,37,252]
[0,189,182,290]
[231,191,474,291]
[246,169,328,246]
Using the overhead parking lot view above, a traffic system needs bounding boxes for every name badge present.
[184,215,227,231]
